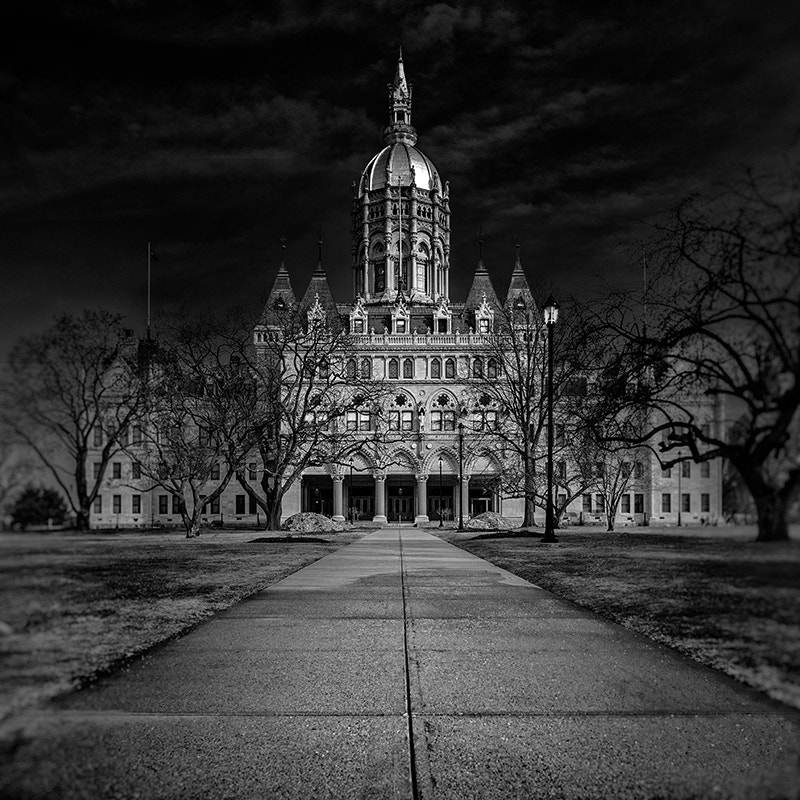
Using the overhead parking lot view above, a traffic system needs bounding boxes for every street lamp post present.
[438,455,444,528]
[349,457,354,524]
[677,459,682,527]
[458,422,465,530]
[542,295,559,543]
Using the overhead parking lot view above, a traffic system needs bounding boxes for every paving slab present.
[2,713,410,800]
[2,526,799,799]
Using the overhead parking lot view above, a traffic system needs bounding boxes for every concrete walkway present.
[2,528,799,799]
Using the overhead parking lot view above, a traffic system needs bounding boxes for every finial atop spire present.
[384,49,417,146]
[477,228,486,270]
[314,230,325,275]
[513,241,524,272]
[279,236,287,270]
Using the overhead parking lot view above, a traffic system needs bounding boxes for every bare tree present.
[131,312,254,537]
[590,448,646,532]
[597,155,800,541]
[470,300,592,527]
[0,310,145,530]
[229,304,387,530]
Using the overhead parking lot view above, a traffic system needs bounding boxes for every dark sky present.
[2,0,799,358]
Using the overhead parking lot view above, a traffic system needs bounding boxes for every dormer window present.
[350,295,368,334]
[307,293,326,330]
[434,297,452,334]
[474,292,494,334]
[392,294,410,334]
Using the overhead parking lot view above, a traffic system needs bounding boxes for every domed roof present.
[359,143,441,194]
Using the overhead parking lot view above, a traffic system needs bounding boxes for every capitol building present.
[89,54,724,529]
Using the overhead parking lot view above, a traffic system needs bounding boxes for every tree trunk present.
[753,493,790,542]
[735,462,792,543]
[523,455,537,527]
[257,473,286,532]
[75,507,90,531]
[606,501,618,532]
[263,484,283,531]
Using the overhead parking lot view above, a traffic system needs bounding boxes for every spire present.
[314,229,325,275]
[300,236,342,331]
[476,229,486,272]
[505,242,536,312]
[383,49,417,146]
[465,236,502,314]
[260,238,298,325]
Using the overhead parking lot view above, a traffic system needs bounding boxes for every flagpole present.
[147,241,151,338]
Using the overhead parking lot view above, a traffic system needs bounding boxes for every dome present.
[359,143,441,195]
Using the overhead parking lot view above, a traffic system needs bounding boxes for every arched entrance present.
[467,451,503,517]
[387,479,415,522]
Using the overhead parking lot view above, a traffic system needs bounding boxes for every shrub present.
[11,487,68,529]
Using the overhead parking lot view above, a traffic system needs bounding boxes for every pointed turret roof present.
[505,244,536,311]
[298,237,342,330]
[260,242,298,326]
[464,239,502,316]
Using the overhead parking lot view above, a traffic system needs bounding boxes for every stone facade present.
[86,54,724,530]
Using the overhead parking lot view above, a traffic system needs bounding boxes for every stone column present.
[460,475,470,524]
[373,472,387,523]
[332,475,344,522]
[414,474,429,525]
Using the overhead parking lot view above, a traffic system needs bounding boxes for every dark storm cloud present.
[1,0,799,355]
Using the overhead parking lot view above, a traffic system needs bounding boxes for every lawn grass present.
[0,528,363,721]
[437,525,800,711]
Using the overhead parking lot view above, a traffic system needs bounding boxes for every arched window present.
[472,357,483,378]
[403,358,414,379]
[445,358,455,378]
[346,359,356,379]
[487,358,498,379]
[388,358,399,379]
[360,358,371,379]
[388,393,414,431]
[346,396,373,432]
[319,359,329,379]
[430,358,441,379]
[430,393,456,431]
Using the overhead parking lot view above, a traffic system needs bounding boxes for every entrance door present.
[428,495,454,522]
[471,497,491,516]
[351,496,374,522]
[388,496,413,522]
